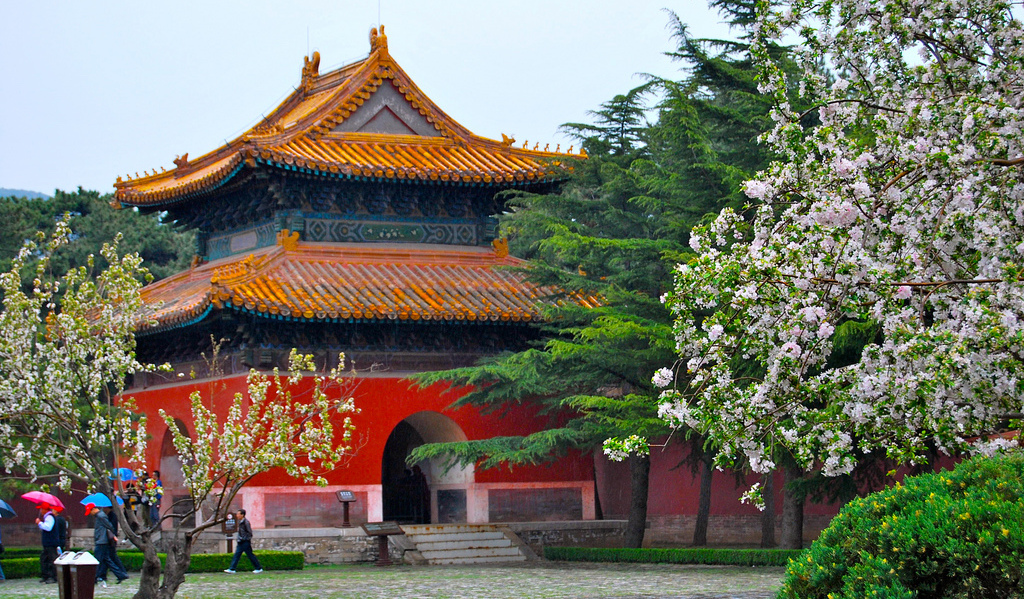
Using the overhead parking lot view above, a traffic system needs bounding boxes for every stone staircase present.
[398,524,538,565]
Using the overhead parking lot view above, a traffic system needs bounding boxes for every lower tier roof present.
[138,239,585,335]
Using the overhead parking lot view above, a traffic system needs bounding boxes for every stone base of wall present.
[71,526,390,565]
[645,514,834,548]
[64,515,831,565]
[250,527,388,564]
[506,520,628,553]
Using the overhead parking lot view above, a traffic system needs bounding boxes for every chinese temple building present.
[114,27,597,529]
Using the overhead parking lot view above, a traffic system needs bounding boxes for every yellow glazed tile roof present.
[138,239,592,333]
[114,28,584,208]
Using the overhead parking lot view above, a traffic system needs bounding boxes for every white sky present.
[0,1,736,195]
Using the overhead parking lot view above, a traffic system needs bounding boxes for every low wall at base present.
[66,516,819,564]
[70,521,629,564]
[250,527,385,564]
[507,520,628,553]
[645,514,834,548]
[70,527,388,565]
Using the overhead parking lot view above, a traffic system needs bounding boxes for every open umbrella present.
[21,491,65,511]
[109,468,137,481]
[0,498,16,518]
[80,493,124,508]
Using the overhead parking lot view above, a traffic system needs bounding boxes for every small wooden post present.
[221,513,238,554]
[360,521,405,567]
[335,490,356,528]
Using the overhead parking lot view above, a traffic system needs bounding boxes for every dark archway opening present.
[381,421,430,523]
[381,412,474,524]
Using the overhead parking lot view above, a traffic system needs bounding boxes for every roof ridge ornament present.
[300,51,321,94]
[173,153,191,178]
[492,237,509,258]
[277,229,300,251]
[370,25,388,52]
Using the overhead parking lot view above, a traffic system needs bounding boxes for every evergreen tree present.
[412,3,793,547]
[412,90,676,547]
[0,188,194,284]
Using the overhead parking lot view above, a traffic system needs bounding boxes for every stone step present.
[419,546,524,560]
[401,524,499,534]
[415,538,513,552]
[398,523,532,565]
[428,554,528,565]
[405,531,506,544]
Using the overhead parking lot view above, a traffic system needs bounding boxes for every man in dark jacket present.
[87,503,128,587]
[35,504,59,584]
[103,506,129,581]
[223,509,263,574]
[0,523,6,582]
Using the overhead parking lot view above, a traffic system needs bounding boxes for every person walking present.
[0,523,6,583]
[104,507,129,581]
[36,503,59,584]
[87,503,128,587]
[145,471,163,525]
[223,509,263,574]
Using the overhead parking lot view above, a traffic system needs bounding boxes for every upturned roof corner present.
[114,26,585,208]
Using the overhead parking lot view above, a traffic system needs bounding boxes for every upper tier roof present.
[114,27,583,208]
[138,234,596,335]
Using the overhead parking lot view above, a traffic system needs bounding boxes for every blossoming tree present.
[0,222,358,599]
[651,0,1024,491]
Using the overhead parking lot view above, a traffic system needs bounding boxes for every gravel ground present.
[0,562,784,599]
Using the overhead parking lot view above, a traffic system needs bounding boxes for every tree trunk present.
[692,453,713,546]
[780,465,805,550]
[132,535,162,599]
[132,531,194,599]
[760,472,777,548]
[623,452,650,548]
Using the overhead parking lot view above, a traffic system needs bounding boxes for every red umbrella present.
[21,491,65,511]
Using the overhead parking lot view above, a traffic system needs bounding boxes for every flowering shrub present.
[602,434,651,461]
[659,0,1024,479]
[0,222,359,599]
[779,452,1024,598]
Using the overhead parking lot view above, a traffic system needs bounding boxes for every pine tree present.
[412,89,677,547]
[412,3,798,547]
[0,188,194,283]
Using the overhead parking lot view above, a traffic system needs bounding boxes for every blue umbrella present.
[0,497,16,518]
[109,468,137,481]
[80,493,124,508]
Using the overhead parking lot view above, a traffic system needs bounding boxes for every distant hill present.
[0,188,51,200]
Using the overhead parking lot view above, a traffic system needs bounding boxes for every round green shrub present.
[779,451,1024,599]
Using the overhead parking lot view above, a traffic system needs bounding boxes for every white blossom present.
[652,367,674,388]
[659,0,1024,478]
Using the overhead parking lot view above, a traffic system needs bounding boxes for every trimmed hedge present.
[118,550,304,573]
[543,546,803,567]
[0,557,41,579]
[0,550,303,578]
[779,452,1024,598]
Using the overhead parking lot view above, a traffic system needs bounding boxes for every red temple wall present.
[124,373,592,488]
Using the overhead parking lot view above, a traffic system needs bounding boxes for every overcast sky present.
[0,1,736,195]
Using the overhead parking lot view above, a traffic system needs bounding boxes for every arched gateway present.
[382,412,474,524]
[117,28,596,531]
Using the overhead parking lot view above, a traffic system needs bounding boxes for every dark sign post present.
[221,513,238,554]
[360,521,405,566]
[335,490,356,528]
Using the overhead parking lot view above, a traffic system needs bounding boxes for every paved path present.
[1,562,785,599]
